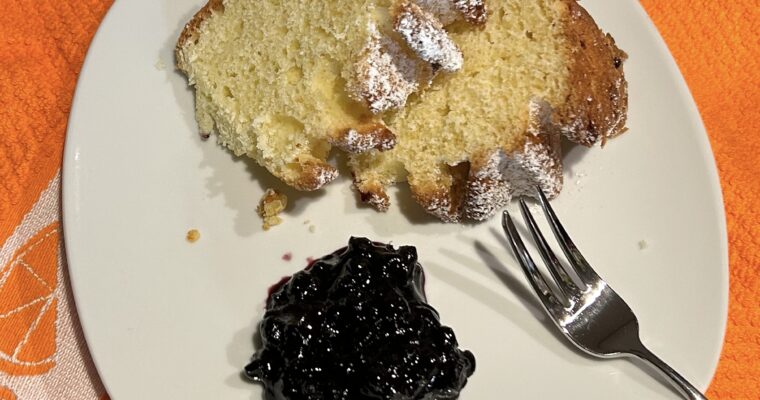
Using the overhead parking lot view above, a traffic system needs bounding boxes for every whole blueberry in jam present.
[244,237,475,399]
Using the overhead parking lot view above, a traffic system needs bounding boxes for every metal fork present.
[500,189,707,400]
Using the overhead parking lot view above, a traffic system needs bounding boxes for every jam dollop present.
[244,237,475,399]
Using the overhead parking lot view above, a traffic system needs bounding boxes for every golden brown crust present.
[408,162,470,223]
[461,150,511,221]
[355,179,392,212]
[290,158,339,191]
[175,0,225,72]
[556,0,628,146]
[453,0,488,25]
[331,122,397,153]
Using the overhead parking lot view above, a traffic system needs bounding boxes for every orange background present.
[0,0,757,398]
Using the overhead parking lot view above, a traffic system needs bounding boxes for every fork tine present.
[501,211,564,315]
[535,188,601,285]
[519,199,582,301]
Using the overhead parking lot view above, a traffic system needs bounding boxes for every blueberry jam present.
[244,237,476,400]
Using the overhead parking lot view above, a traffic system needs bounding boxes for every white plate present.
[63,1,728,399]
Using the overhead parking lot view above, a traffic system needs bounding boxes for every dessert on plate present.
[176,0,627,221]
[245,237,476,399]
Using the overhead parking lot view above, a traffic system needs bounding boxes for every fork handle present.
[630,345,707,400]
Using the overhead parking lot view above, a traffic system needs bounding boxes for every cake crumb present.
[282,252,293,261]
[186,229,201,243]
[257,189,288,230]
[638,240,648,250]
[309,225,316,233]
[303,219,311,225]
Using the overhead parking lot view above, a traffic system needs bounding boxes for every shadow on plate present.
[225,314,264,398]
[478,226,680,396]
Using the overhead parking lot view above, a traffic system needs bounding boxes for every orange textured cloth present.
[638,1,760,398]
[0,1,757,399]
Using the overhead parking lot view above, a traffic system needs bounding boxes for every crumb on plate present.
[186,229,201,243]
[258,189,288,230]
[638,240,648,250]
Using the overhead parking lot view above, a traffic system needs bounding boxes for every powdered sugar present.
[363,99,564,222]
[347,128,395,152]
[347,2,470,114]
[505,138,562,199]
[349,25,424,114]
[506,99,563,198]
[362,190,391,212]
[418,190,458,222]
[395,2,463,73]
[463,151,511,221]
[463,100,563,221]
[451,0,488,25]
[333,124,397,153]
[355,180,392,212]
[311,166,339,189]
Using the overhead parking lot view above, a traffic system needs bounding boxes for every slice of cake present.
[350,0,627,221]
[176,0,480,191]
[176,0,627,222]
